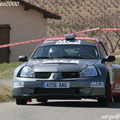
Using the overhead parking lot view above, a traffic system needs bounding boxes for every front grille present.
[62,72,79,78]
[35,88,76,95]
[35,72,79,79]
[35,72,51,78]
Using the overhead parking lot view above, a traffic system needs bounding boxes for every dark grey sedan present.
[12,34,120,106]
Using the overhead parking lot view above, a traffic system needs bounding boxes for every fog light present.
[80,88,92,94]
[22,88,34,94]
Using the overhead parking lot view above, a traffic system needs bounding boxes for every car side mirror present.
[18,56,28,62]
[102,56,116,63]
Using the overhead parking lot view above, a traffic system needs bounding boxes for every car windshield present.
[31,45,99,59]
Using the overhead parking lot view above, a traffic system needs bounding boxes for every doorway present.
[0,24,11,63]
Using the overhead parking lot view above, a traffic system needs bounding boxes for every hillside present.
[27,0,120,36]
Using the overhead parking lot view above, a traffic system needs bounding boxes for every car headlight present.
[20,66,35,78]
[80,66,98,77]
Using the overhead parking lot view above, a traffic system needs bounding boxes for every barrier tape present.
[100,28,120,31]
[71,28,100,35]
[0,28,100,48]
[0,27,120,48]
[0,38,46,48]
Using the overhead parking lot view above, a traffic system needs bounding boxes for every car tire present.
[36,98,48,103]
[16,98,27,105]
[98,78,109,107]
[113,96,120,102]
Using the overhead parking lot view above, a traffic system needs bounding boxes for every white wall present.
[0,5,47,62]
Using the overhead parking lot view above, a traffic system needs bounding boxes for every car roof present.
[39,36,100,47]
[45,37,98,41]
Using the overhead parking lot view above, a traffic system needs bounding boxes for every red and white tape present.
[0,27,120,48]
[71,28,100,35]
[0,28,100,48]
[0,38,46,48]
[100,28,120,31]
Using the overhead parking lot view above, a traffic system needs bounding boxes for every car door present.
[99,42,114,84]
[99,42,120,96]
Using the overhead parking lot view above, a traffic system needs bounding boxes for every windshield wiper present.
[32,56,91,59]
[56,56,86,59]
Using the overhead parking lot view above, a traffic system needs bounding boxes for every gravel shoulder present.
[0,79,12,88]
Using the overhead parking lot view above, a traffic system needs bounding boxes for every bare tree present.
[73,14,120,53]
[26,0,120,53]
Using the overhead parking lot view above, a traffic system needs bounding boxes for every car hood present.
[27,59,98,72]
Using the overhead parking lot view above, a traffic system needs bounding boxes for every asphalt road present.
[0,99,120,120]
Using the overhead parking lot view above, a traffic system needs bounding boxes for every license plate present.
[42,82,70,88]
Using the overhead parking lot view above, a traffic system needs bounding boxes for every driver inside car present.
[48,47,63,58]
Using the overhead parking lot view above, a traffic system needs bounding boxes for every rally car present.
[12,34,120,106]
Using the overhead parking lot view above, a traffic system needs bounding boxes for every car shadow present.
[27,100,120,108]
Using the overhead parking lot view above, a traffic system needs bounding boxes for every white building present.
[0,0,61,62]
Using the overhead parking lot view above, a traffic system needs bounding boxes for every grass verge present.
[0,62,22,79]
[115,57,120,65]
[0,83,14,103]
[0,62,22,103]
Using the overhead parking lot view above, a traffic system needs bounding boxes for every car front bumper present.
[12,77,106,99]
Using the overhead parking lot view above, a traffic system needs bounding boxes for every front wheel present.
[16,98,27,105]
[98,78,110,107]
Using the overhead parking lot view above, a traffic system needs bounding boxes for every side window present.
[99,42,108,58]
